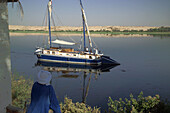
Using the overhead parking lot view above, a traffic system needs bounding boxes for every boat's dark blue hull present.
[37,54,101,65]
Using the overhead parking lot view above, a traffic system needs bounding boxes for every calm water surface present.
[10,35,170,111]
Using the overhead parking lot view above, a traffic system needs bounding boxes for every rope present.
[52,7,77,44]
[42,7,48,47]
[51,12,60,40]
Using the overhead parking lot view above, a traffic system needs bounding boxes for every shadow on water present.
[35,61,119,103]
[152,34,170,38]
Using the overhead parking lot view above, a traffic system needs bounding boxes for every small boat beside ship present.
[35,0,119,66]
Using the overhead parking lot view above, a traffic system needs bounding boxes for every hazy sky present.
[8,0,170,26]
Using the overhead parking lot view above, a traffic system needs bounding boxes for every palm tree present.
[7,0,24,17]
[7,0,19,2]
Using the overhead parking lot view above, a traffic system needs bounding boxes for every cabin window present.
[47,51,50,54]
[60,54,62,55]
[89,56,92,59]
[74,54,76,56]
[67,54,69,55]
[52,52,55,55]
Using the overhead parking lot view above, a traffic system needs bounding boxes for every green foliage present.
[12,74,33,109]
[108,92,160,113]
[147,26,170,32]
[130,30,138,32]
[111,29,120,32]
[123,30,129,32]
[10,27,170,36]
[60,97,100,113]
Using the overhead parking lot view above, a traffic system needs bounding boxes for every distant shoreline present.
[9,25,170,37]
[9,32,150,38]
[9,30,170,38]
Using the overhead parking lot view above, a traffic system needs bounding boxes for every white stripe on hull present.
[39,59,101,65]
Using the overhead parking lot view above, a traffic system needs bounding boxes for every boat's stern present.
[34,47,43,58]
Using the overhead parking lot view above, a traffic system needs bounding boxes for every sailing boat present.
[35,0,119,66]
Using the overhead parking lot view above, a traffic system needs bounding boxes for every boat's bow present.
[101,55,120,65]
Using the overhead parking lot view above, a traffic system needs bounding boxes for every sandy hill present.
[9,25,158,32]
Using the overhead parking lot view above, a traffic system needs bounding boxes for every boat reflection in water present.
[35,61,118,103]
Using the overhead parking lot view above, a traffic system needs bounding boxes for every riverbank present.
[9,30,170,38]
[9,32,149,38]
[9,25,158,32]
[9,25,170,37]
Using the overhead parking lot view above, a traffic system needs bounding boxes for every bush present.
[147,27,170,32]
[60,97,100,113]
[108,92,160,113]
[12,74,33,109]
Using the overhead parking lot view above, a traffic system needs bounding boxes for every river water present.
[10,35,170,111]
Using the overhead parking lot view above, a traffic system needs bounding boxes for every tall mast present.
[48,0,52,48]
[80,0,93,51]
[80,0,86,51]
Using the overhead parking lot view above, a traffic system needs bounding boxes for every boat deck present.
[48,47,100,56]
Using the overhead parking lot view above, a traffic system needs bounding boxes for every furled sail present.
[52,39,75,45]
[80,0,93,48]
